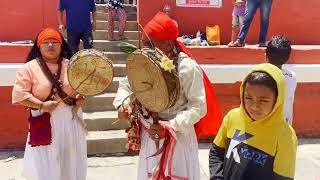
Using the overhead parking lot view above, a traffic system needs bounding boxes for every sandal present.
[227,41,234,46]
[228,40,244,47]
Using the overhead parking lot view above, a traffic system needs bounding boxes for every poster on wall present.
[176,0,222,7]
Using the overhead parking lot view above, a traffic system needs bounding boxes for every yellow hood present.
[240,63,286,124]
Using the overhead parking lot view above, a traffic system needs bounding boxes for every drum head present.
[126,49,179,112]
[68,49,113,96]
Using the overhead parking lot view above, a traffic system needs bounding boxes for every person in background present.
[107,0,127,41]
[228,0,246,46]
[266,35,296,125]
[58,0,97,55]
[229,0,273,47]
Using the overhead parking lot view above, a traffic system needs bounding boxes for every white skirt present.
[22,104,87,180]
[137,126,201,180]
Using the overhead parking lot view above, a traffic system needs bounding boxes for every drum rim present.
[126,49,180,112]
[67,49,114,96]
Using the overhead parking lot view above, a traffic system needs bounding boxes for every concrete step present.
[96,20,138,31]
[87,130,128,155]
[93,30,139,40]
[104,77,124,93]
[79,40,139,52]
[83,93,117,112]
[84,111,129,131]
[113,64,126,77]
[92,40,139,52]
[97,11,137,21]
[104,52,128,64]
[96,4,137,12]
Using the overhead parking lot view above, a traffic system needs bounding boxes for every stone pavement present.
[0,139,319,180]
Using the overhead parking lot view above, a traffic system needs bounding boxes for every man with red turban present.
[143,11,222,142]
[114,12,222,180]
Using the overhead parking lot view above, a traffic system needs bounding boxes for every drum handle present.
[138,24,155,50]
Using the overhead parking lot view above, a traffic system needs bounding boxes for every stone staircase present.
[85,4,138,155]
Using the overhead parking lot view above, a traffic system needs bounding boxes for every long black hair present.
[26,31,72,63]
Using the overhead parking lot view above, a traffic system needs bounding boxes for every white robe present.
[282,67,297,125]
[113,52,207,180]
[22,104,87,180]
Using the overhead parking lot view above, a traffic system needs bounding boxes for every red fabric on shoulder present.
[176,41,192,57]
[177,41,222,138]
[194,71,222,138]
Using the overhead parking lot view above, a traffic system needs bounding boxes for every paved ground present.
[0,139,319,180]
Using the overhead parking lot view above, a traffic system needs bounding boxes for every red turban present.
[144,12,222,138]
[144,12,179,41]
[144,12,192,57]
[37,28,63,48]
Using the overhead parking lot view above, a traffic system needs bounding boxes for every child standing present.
[107,0,127,41]
[228,0,246,46]
[209,63,297,180]
[266,35,297,125]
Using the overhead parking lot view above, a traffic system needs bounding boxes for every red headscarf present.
[144,12,222,138]
[144,12,192,57]
[144,12,179,41]
[37,28,63,48]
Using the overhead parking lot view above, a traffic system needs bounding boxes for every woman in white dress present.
[12,28,87,180]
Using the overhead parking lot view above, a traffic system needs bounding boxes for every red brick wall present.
[189,47,320,64]
[1,1,320,44]
[0,87,28,149]
[0,0,59,41]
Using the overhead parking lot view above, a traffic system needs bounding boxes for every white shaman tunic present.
[113,52,207,180]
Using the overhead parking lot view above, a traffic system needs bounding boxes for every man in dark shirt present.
[58,0,97,55]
